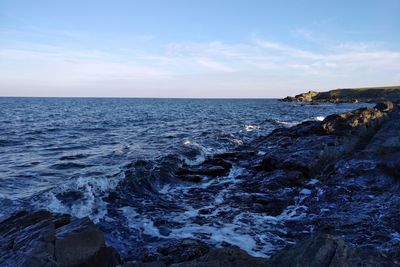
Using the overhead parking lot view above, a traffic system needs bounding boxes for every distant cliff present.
[282,86,400,103]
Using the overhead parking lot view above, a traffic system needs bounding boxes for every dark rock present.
[282,87,400,103]
[55,217,106,267]
[282,91,319,102]
[80,246,122,267]
[229,193,293,216]
[122,262,167,267]
[178,175,202,183]
[0,210,120,267]
[172,247,268,267]
[378,152,400,179]
[266,234,395,267]
[217,151,257,161]
[239,170,305,192]
[364,112,400,154]
[176,158,232,178]
[154,239,210,265]
[375,101,394,112]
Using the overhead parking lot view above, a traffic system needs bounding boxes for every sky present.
[0,0,399,98]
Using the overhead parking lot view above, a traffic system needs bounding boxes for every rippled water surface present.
[0,97,368,257]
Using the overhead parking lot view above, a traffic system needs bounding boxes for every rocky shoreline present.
[282,86,400,103]
[1,99,400,266]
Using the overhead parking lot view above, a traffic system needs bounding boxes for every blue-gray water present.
[0,97,369,257]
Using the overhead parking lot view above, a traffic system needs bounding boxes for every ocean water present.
[0,97,369,257]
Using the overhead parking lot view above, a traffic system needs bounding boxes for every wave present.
[50,162,92,170]
[276,115,325,128]
[59,153,91,161]
[181,139,214,166]
[34,174,123,223]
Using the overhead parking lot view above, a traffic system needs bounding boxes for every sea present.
[0,97,369,257]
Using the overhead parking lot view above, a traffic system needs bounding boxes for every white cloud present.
[196,58,236,72]
[1,34,399,97]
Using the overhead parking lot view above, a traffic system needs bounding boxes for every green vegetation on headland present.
[282,85,400,103]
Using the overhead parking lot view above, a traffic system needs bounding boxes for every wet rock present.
[266,234,395,267]
[0,210,58,267]
[229,193,293,216]
[177,158,232,178]
[0,210,120,267]
[239,170,305,192]
[122,262,166,267]
[81,246,122,267]
[257,134,347,177]
[55,217,106,267]
[172,247,268,267]
[378,152,400,179]
[218,151,257,161]
[152,239,210,265]
[178,175,202,183]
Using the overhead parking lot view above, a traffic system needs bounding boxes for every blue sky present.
[1,0,399,97]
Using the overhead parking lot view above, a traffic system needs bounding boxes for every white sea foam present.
[182,153,206,166]
[276,120,301,127]
[120,206,162,237]
[181,139,217,166]
[38,175,123,223]
[307,179,319,185]
[244,124,260,132]
[257,150,266,156]
[121,165,293,258]
[313,116,325,121]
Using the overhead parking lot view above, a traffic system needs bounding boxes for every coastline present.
[1,94,399,266]
[282,86,400,103]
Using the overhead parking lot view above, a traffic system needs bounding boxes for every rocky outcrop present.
[176,158,232,182]
[282,90,319,102]
[321,103,391,135]
[282,86,400,103]
[252,103,393,178]
[126,235,395,267]
[266,234,394,267]
[172,247,268,267]
[0,210,121,267]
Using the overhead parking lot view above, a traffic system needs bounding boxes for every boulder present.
[374,101,394,112]
[282,91,319,102]
[122,262,166,267]
[266,234,395,267]
[321,107,388,135]
[155,239,210,265]
[0,210,120,267]
[378,152,400,179]
[172,247,268,267]
[176,158,232,178]
[55,217,107,267]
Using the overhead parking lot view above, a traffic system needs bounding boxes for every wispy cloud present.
[1,31,400,97]
[196,58,236,72]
